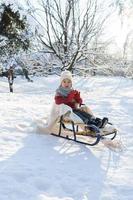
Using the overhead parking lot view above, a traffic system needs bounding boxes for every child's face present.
[61,78,72,88]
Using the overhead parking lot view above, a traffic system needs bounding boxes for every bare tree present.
[26,0,113,71]
[115,0,133,65]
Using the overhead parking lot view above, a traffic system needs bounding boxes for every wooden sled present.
[51,115,117,146]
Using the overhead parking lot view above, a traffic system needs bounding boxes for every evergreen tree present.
[0,3,30,56]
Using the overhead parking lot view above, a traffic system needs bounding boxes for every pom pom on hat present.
[60,70,73,83]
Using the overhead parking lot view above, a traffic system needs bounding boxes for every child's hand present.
[71,98,76,103]
[74,103,79,109]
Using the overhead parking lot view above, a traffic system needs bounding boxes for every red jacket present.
[55,90,83,109]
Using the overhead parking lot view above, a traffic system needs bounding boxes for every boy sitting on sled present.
[55,70,108,130]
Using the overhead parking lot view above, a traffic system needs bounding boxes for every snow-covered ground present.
[0,75,133,200]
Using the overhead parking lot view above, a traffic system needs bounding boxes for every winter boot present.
[94,118,103,127]
[99,117,108,128]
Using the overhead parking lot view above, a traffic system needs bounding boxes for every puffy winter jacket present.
[55,90,83,109]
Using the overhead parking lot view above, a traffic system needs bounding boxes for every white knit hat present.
[60,70,73,83]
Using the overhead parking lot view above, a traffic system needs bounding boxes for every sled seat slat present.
[60,118,84,125]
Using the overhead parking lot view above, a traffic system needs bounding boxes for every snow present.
[0,75,133,200]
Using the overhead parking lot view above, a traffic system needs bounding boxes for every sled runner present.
[51,115,117,146]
